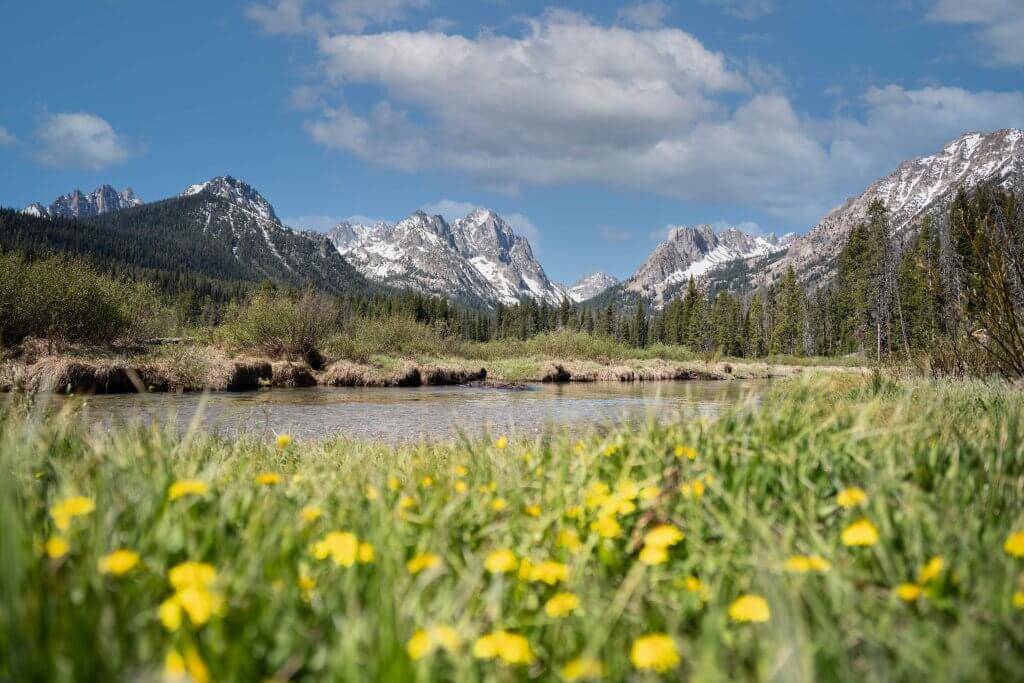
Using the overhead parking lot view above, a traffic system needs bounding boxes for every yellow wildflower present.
[472,630,534,665]
[1004,532,1024,557]
[297,574,316,601]
[836,486,868,508]
[159,598,182,631]
[407,626,461,660]
[640,485,660,501]
[420,475,435,489]
[629,633,680,672]
[312,532,359,567]
[494,436,509,450]
[365,484,380,500]
[591,515,621,539]
[490,497,508,512]
[544,592,580,617]
[169,562,216,589]
[454,465,469,477]
[566,505,583,519]
[683,575,710,600]
[679,479,706,500]
[675,445,698,460]
[45,536,70,559]
[603,444,618,457]
[168,479,208,501]
[454,480,468,493]
[50,495,95,531]
[255,472,283,486]
[175,584,219,626]
[99,549,140,576]
[561,657,606,681]
[784,555,832,573]
[729,594,771,623]
[275,433,293,449]
[358,542,375,563]
[485,549,518,574]
[639,545,668,566]
[387,476,401,491]
[557,529,583,554]
[896,583,923,602]
[643,524,684,548]
[165,647,210,683]
[300,506,323,523]
[841,518,879,547]
[527,560,570,585]
[407,552,442,575]
[1013,591,1024,610]
[584,482,611,509]
[518,557,534,581]
[917,556,944,584]
[524,504,542,518]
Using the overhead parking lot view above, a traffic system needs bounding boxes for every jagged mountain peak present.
[182,176,279,224]
[567,272,619,303]
[21,184,144,219]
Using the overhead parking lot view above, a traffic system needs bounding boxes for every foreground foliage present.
[2,376,1024,681]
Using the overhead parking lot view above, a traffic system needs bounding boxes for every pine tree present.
[770,266,805,355]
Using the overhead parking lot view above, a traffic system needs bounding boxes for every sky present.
[1,0,1023,284]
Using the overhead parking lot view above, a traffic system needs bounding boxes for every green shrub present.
[325,315,459,363]
[219,290,338,363]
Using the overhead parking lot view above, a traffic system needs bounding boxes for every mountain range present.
[11,128,1024,309]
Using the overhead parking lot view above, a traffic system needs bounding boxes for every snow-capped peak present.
[182,176,279,224]
[567,272,619,302]
[21,184,144,219]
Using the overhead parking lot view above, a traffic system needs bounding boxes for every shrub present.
[219,290,338,364]
[325,315,459,363]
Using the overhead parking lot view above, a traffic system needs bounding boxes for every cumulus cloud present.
[246,0,428,35]
[929,0,1024,66]
[701,0,774,20]
[617,1,671,29]
[276,8,1024,224]
[0,126,15,147]
[33,112,137,170]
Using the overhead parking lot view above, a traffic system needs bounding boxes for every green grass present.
[2,375,1024,681]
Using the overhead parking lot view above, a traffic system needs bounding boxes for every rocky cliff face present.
[567,272,619,302]
[23,185,143,219]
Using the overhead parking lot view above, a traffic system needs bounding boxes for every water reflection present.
[44,380,770,442]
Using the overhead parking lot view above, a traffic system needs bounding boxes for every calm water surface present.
[45,380,770,442]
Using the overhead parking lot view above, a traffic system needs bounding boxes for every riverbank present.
[0,344,863,394]
[4,375,1022,680]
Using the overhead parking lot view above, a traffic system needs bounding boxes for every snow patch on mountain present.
[567,272,619,302]
[22,185,143,219]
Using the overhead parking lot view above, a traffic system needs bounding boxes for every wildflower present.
[494,436,509,450]
[629,634,680,672]
[565,505,583,519]
[255,472,283,486]
[640,485,659,501]
[1004,532,1024,557]
[527,560,570,585]
[159,599,183,631]
[407,626,462,660]
[478,482,498,493]
[275,433,293,449]
[518,558,534,581]
[675,446,698,460]
[784,555,832,573]
[584,482,611,509]
[544,592,580,617]
[561,657,606,681]
[407,552,442,575]
[297,574,316,601]
[454,480,468,493]
[169,562,217,589]
[591,515,621,539]
[682,575,710,601]
[168,479,208,501]
[365,485,380,500]
[387,476,401,491]
[524,504,542,518]
[841,518,879,547]
[679,479,706,500]
[836,487,868,508]
[557,529,583,554]
[473,630,534,665]
[50,496,95,531]
[729,594,771,623]
[312,532,359,567]
[358,542,375,563]
[454,465,469,477]
[300,506,323,523]
[639,545,668,566]
[99,549,140,576]
[45,536,70,559]
[490,497,508,512]
[643,524,684,549]
[420,475,435,489]
[1014,592,1024,610]
[485,549,518,574]
[174,584,219,626]
[165,648,210,683]
[398,495,416,511]
[896,583,923,602]
[917,556,944,584]
[603,444,618,457]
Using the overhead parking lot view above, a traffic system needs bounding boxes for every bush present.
[324,315,459,363]
[219,290,338,365]
[0,252,162,348]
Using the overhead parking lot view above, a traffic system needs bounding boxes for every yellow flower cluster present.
[630,633,679,672]
[50,496,95,531]
[728,594,771,623]
[159,562,224,631]
[639,524,684,566]
[473,630,534,665]
[407,625,461,660]
[168,479,208,501]
[311,531,374,567]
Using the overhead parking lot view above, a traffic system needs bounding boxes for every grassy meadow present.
[3,374,1024,681]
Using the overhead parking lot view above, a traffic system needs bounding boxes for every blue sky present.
[2,0,1023,284]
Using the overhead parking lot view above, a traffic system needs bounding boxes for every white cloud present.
[288,85,323,110]
[246,0,428,35]
[421,199,478,218]
[929,0,1024,66]
[617,1,671,29]
[0,126,15,147]
[702,0,774,20]
[34,112,136,170]
[278,9,1024,225]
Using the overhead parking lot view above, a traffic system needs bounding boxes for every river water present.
[40,380,770,442]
